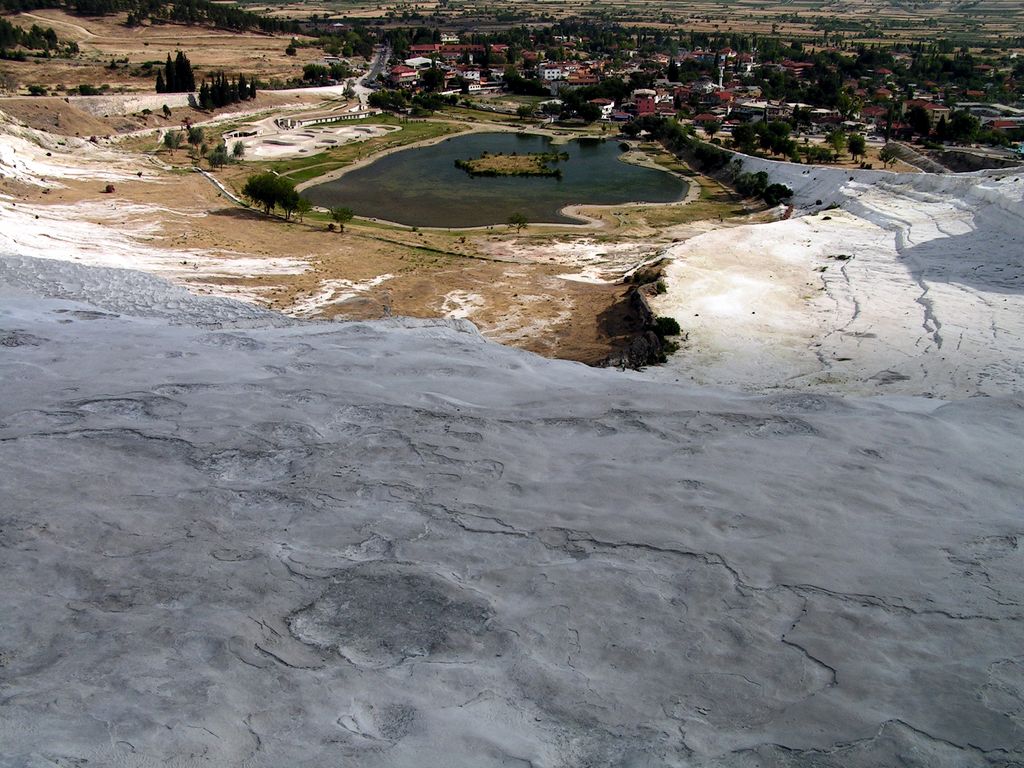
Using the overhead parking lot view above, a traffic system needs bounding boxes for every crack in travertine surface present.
[1,257,1023,767]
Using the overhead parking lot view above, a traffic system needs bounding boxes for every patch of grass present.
[255,120,465,185]
[455,150,567,177]
[438,106,525,124]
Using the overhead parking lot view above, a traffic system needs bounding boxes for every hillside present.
[2,251,1023,766]
[2,102,1024,766]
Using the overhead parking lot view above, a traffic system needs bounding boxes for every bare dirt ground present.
[3,10,326,95]
[3,125,661,363]
[246,0,1022,47]
[0,20,769,369]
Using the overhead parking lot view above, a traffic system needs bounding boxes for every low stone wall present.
[68,92,193,117]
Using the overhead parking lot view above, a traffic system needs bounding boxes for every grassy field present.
[2,9,328,94]
[255,119,465,184]
[246,0,1023,48]
[437,106,527,124]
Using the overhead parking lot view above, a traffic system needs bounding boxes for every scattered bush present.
[734,170,769,198]
[763,183,793,206]
[692,142,730,171]
[654,316,681,337]
[162,130,183,149]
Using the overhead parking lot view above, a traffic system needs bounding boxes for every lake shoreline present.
[302,130,690,230]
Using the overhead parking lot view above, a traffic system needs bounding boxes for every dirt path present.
[18,11,95,39]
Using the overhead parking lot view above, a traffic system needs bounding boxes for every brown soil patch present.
[19,157,632,364]
[0,97,137,135]
[3,10,327,94]
[0,89,323,138]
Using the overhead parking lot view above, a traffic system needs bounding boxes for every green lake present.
[303,132,688,228]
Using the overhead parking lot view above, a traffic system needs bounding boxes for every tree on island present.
[328,206,354,232]
[507,212,528,232]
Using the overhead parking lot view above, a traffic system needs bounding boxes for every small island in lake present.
[454,150,569,178]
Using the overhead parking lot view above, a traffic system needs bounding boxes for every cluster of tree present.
[367,88,458,115]
[163,124,245,166]
[802,143,840,164]
[730,121,797,159]
[241,172,306,220]
[732,168,793,206]
[301,27,375,59]
[205,139,245,168]
[368,89,410,111]
[197,72,255,109]
[240,174,359,228]
[687,139,733,172]
[501,68,549,97]
[301,62,353,84]
[0,19,78,58]
[905,106,982,144]
[155,51,194,93]
[166,0,298,33]
[409,91,457,113]
[0,0,297,33]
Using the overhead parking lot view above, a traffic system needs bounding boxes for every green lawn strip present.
[438,106,526,124]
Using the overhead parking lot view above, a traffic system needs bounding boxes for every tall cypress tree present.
[155,71,165,93]
[174,51,195,92]
[164,53,176,92]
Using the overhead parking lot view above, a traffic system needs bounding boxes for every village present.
[368,25,1024,163]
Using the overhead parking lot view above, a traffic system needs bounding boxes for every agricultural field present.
[0,8,331,96]
[245,0,1023,48]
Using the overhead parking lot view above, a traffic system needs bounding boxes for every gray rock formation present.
[2,257,1022,767]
